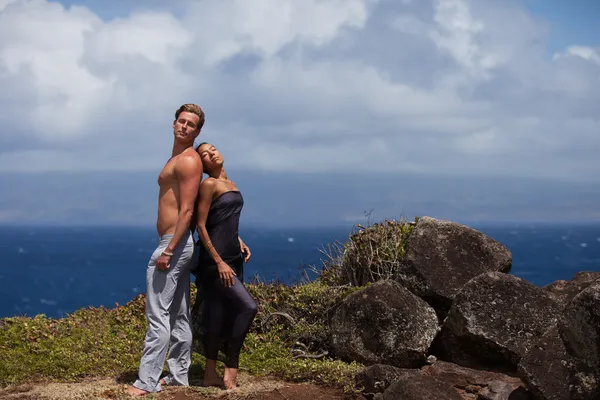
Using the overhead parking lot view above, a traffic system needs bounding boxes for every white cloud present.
[556,46,600,64]
[0,0,598,182]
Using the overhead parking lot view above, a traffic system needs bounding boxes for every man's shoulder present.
[175,148,202,172]
[178,147,201,162]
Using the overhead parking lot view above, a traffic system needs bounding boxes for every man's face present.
[172,111,201,143]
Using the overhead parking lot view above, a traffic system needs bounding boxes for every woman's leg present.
[217,276,258,389]
[202,281,225,387]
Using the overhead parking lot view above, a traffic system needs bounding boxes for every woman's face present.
[197,143,224,172]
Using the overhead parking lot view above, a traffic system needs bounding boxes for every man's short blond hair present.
[175,104,205,131]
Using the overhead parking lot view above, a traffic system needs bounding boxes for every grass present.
[0,216,419,392]
[317,216,418,287]
[0,282,363,390]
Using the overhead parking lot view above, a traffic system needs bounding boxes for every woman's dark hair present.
[195,141,210,151]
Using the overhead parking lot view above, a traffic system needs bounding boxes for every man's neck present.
[171,142,192,158]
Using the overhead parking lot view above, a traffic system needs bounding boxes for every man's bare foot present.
[223,367,238,390]
[125,386,149,397]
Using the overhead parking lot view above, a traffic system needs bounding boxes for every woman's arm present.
[239,236,251,262]
[196,179,236,286]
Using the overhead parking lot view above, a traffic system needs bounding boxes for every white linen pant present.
[133,231,196,393]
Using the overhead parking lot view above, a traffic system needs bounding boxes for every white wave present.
[287,237,295,243]
[40,298,58,306]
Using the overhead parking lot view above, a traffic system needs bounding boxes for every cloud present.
[0,0,598,182]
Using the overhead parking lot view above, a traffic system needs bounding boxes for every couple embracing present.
[127,104,257,396]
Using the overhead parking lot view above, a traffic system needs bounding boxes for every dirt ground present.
[0,373,363,400]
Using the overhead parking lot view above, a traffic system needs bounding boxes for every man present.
[127,104,205,396]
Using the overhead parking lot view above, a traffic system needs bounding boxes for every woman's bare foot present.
[125,386,149,397]
[223,367,238,390]
[202,373,224,387]
[203,359,224,387]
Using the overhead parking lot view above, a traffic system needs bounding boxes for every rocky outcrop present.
[330,280,439,368]
[559,282,600,399]
[355,364,421,397]
[518,324,573,400]
[326,217,600,399]
[518,282,600,400]
[421,361,529,399]
[382,375,463,400]
[435,272,561,370]
[543,271,600,309]
[400,216,512,319]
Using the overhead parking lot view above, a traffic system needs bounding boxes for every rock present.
[355,364,421,397]
[559,281,600,399]
[421,361,530,399]
[435,272,561,371]
[382,376,462,400]
[478,380,524,400]
[518,324,572,400]
[543,271,600,309]
[400,216,512,319]
[330,280,439,368]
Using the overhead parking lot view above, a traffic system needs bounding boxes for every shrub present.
[317,216,419,287]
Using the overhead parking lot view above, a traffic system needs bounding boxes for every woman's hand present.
[241,241,251,262]
[218,261,236,287]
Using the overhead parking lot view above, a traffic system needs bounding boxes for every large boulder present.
[543,271,600,310]
[435,272,561,371]
[559,281,600,399]
[400,216,512,319]
[330,280,439,368]
[518,282,600,400]
[355,364,421,398]
[421,360,530,399]
[382,376,462,400]
[518,325,573,400]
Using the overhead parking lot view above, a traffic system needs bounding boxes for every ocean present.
[1,223,599,319]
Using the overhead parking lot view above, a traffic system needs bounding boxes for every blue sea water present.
[1,223,599,319]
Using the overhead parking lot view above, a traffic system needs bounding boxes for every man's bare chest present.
[157,158,178,186]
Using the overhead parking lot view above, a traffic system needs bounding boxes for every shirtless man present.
[127,104,204,397]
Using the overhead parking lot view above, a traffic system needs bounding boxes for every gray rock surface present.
[518,324,572,400]
[559,282,600,400]
[382,376,462,400]
[421,361,530,400]
[435,272,561,370]
[400,216,512,319]
[355,364,421,398]
[543,271,600,309]
[330,280,439,368]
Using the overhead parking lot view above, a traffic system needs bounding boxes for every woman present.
[194,142,257,390]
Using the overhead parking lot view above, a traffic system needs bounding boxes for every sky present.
[0,0,599,226]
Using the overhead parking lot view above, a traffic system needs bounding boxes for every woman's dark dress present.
[195,190,257,369]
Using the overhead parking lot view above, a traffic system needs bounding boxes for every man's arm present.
[157,152,202,269]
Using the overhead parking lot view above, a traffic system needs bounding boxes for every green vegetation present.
[0,217,417,391]
[318,216,418,286]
